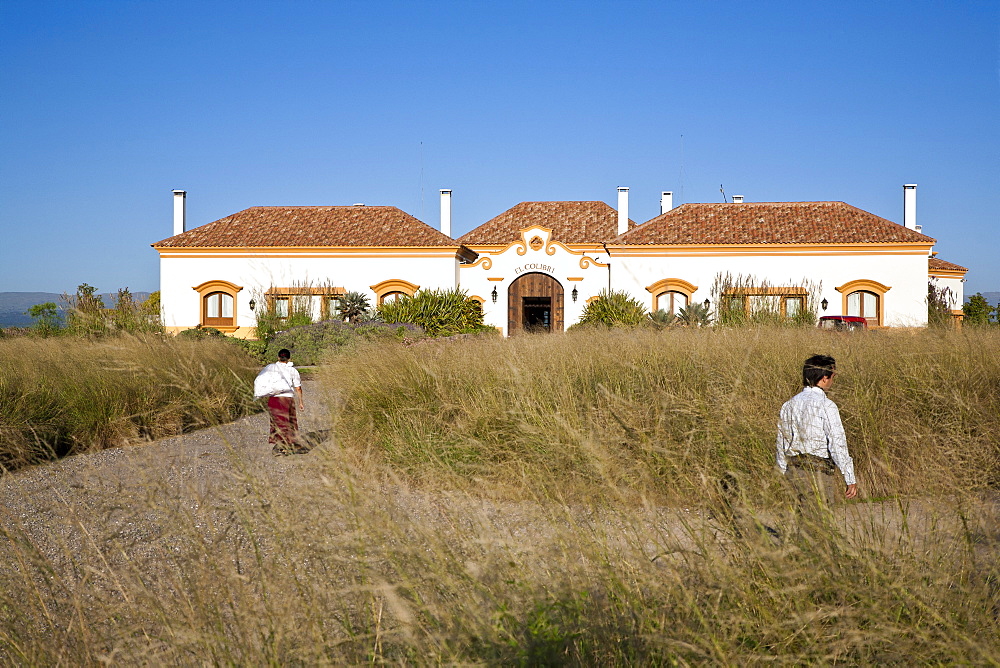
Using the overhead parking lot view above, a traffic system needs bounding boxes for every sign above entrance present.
[514,263,556,276]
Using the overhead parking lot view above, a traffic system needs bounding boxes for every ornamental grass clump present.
[327,326,1000,502]
[0,335,258,470]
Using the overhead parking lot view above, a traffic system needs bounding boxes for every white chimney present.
[660,191,673,214]
[617,186,629,235]
[440,189,452,237]
[732,195,744,204]
[903,184,918,231]
[172,189,186,236]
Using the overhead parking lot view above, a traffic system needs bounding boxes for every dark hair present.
[803,354,836,387]
[277,348,291,361]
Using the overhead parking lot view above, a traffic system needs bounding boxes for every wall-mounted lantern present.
[821,298,829,311]
[571,286,578,302]
[249,298,256,311]
[491,286,498,303]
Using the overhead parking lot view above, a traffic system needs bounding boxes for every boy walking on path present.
[777,355,858,508]
[261,348,305,455]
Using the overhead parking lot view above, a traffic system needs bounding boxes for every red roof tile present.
[457,201,635,245]
[616,202,937,245]
[152,206,456,248]
[928,257,968,272]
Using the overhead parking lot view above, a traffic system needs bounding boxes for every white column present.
[660,191,673,214]
[440,189,453,237]
[617,187,629,235]
[172,190,186,236]
[903,184,917,230]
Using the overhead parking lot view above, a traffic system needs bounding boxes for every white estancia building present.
[153,185,967,338]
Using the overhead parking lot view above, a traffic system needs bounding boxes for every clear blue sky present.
[2,0,998,296]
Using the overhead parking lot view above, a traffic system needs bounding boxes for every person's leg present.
[286,401,301,451]
[784,465,834,534]
[268,396,295,454]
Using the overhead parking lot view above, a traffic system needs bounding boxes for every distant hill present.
[966,291,999,305]
[0,291,152,328]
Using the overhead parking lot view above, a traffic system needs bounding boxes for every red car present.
[819,315,868,330]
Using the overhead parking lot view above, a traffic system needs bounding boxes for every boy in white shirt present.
[776,354,858,507]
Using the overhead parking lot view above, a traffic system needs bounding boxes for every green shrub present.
[265,319,423,365]
[26,302,63,337]
[177,325,225,339]
[578,290,647,327]
[963,293,995,326]
[376,288,485,336]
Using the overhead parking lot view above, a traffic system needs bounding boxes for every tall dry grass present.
[329,326,1000,502]
[0,335,259,470]
[0,326,997,663]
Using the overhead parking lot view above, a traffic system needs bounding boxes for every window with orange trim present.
[847,290,879,326]
[204,292,234,327]
[655,290,688,315]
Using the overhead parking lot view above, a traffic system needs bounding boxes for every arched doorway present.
[508,272,564,334]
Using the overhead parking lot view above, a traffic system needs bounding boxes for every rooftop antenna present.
[720,184,727,203]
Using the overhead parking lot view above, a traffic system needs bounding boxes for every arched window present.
[204,292,234,326]
[847,290,879,326]
[371,279,420,305]
[192,280,242,333]
[646,278,698,314]
[380,291,406,305]
[656,290,688,315]
[836,279,890,327]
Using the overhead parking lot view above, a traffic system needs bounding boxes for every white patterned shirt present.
[272,361,301,398]
[776,386,856,485]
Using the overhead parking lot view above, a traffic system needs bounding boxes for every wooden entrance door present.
[507,272,564,335]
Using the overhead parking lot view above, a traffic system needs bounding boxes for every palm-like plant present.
[676,302,711,327]
[647,308,677,329]
[338,291,371,324]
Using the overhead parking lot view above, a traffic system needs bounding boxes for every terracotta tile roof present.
[152,206,456,248]
[616,202,937,245]
[457,201,635,245]
[928,257,968,272]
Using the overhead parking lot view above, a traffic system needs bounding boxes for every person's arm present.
[775,404,791,473]
[823,401,857,497]
[291,368,304,409]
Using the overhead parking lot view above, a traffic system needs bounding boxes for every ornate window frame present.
[646,278,698,312]
[836,279,891,327]
[371,279,420,305]
[193,280,243,333]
